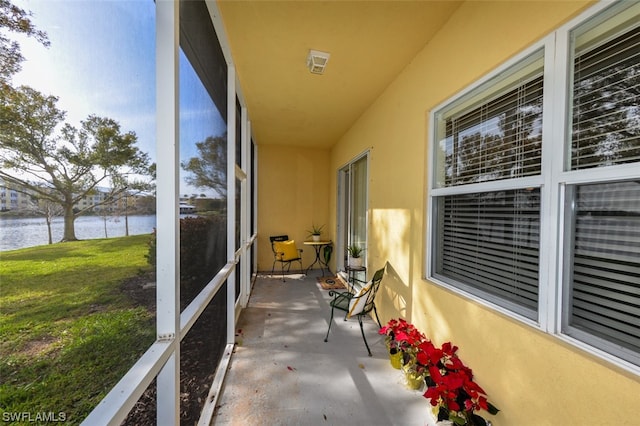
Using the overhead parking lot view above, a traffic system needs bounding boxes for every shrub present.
[145,216,227,302]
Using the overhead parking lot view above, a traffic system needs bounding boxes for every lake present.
[0,215,157,252]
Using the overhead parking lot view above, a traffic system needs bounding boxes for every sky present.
[11,0,227,198]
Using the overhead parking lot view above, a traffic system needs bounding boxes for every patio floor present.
[212,270,435,426]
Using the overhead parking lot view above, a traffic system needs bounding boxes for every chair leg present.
[280,263,286,282]
[324,306,335,342]
[358,315,372,357]
[373,305,382,328]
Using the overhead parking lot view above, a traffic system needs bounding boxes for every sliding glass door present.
[337,153,369,271]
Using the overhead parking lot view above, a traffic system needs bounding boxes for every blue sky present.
[12,0,227,197]
[13,0,156,155]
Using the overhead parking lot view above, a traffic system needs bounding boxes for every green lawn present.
[0,235,156,424]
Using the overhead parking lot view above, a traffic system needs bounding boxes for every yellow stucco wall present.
[256,144,331,272]
[328,1,640,425]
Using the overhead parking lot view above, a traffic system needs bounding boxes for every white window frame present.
[427,0,640,375]
[427,36,554,330]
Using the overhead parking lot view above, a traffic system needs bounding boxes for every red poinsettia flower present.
[443,371,464,391]
[428,365,442,382]
[424,386,441,404]
[395,330,410,342]
[384,319,499,424]
[441,341,459,356]
[446,397,460,411]
[477,395,489,411]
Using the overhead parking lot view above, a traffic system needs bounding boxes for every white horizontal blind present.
[563,3,640,368]
[435,188,540,319]
[444,76,543,187]
[567,181,640,360]
[571,24,640,170]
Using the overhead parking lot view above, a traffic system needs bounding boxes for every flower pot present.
[404,370,424,391]
[312,234,321,242]
[348,256,363,268]
[389,348,402,369]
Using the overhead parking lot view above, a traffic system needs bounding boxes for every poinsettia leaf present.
[487,402,500,415]
[470,413,487,426]
[450,415,466,425]
[437,406,449,421]
[425,375,436,387]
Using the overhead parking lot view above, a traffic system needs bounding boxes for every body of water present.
[0,215,157,251]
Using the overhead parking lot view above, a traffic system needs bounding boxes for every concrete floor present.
[212,271,436,426]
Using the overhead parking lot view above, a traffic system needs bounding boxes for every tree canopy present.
[0,86,152,240]
[0,0,49,87]
[0,1,153,241]
[181,133,227,199]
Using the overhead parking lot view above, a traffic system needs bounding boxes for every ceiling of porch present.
[216,0,462,148]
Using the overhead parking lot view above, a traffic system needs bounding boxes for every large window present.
[562,1,640,367]
[429,1,639,369]
[431,49,545,321]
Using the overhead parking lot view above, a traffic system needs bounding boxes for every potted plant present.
[380,318,500,425]
[347,244,364,267]
[307,223,324,242]
[423,341,500,426]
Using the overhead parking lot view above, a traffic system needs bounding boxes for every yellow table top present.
[303,240,332,245]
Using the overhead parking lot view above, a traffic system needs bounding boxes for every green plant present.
[306,223,324,237]
[379,319,500,426]
[346,244,364,258]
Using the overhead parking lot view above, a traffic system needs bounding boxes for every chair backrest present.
[270,235,289,254]
[361,265,385,314]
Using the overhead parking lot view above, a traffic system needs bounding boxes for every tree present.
[24,190,64,245]
[0,86,152,241]
[0,0,49,88]
[181,133,227,199]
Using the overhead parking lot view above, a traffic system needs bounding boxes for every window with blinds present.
[431,49,544,319]
[435,189,540,319]
[563,6,640,366]
[565,181,640,363]
[430,1,640,368]
[444,77,543,187]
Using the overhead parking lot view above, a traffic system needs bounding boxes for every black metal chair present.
[270,235,303,282]
[324,265,385,356]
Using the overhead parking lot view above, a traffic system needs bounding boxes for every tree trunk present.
[125,197,129,236]
[61,205,78,242]
[46,217,53,245]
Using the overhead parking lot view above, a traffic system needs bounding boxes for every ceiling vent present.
[306,49,330,75]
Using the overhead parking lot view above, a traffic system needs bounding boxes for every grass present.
[0,235,156,424]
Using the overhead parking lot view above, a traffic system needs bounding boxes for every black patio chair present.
[324,265,386,356]
[270,235,303,282]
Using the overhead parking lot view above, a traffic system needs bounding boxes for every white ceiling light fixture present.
[306,49,330,75]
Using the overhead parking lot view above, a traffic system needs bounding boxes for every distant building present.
[0,179,155,214]
[0,178,34,212]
